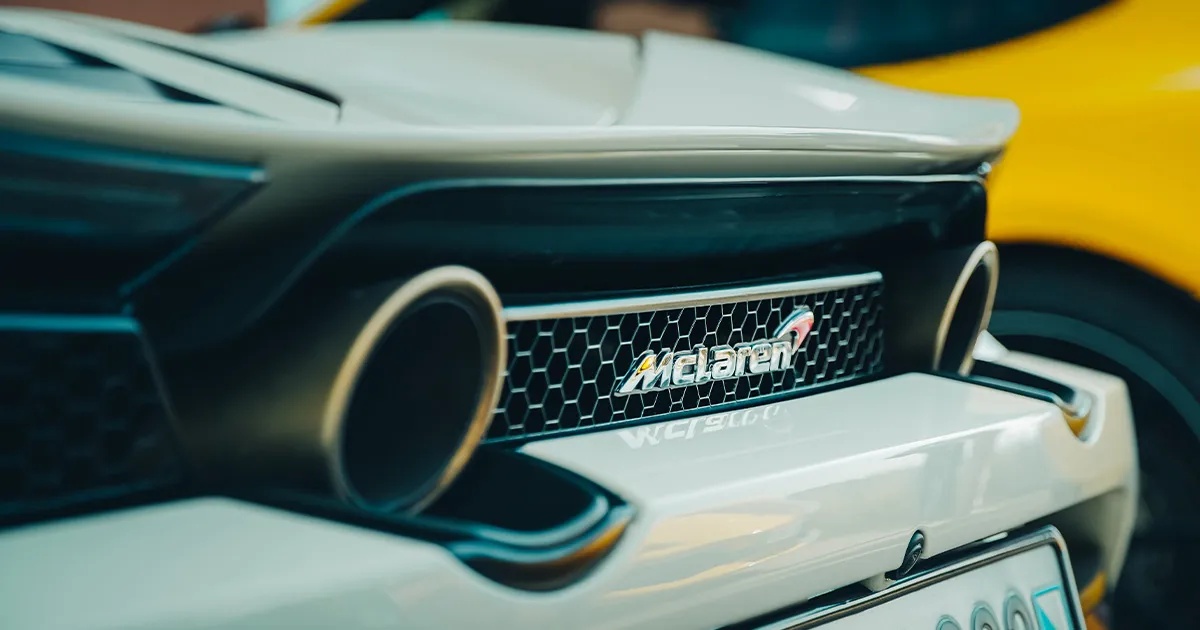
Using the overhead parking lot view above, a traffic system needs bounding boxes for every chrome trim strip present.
[934,241,999,376]
[748,526,1086,630]
[503,272,882,322]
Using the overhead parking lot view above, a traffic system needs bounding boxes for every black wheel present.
[989,246,1200,630]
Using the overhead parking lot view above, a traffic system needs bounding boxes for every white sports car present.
[0,8,1134,630]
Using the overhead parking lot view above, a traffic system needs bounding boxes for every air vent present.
[0,30,216,104]
[0,316,185,526]
[0,129,264,300]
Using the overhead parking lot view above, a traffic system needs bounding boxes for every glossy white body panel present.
[972,331,1138,584]
[977,343,1139,586]
[204,21,645,127]
[625,31,1017,152]
[0,9,1017,178]
[0,360,1135,630]
[522,372,1134,627]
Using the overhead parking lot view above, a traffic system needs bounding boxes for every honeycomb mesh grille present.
[489,277,884,442]
[0,322,182,517]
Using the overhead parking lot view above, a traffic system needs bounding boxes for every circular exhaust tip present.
[882,241,1000,376]
[934,242,999,375]
[325,267,506,514]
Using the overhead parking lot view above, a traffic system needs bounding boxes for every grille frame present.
[488,272,884,444]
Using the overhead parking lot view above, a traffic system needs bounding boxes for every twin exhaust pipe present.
[169,266,506,514]
[884,241,1000,376]
[167,244,998,513]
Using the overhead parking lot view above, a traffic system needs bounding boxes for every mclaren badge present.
[615,306,816,396]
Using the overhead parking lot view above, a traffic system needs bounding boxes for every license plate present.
[755,527,1086,630]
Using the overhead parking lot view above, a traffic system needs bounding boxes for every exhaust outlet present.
[883,241,999,375]
[170,266,506,514]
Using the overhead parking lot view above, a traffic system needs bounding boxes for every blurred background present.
[0,0,267,31]
[0,0,1107,63]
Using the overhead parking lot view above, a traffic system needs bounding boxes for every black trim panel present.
[0,129,264,308]
[242,447,633,592]
[136,176,985,353]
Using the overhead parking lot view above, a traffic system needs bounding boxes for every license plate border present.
[751,526,1088,630]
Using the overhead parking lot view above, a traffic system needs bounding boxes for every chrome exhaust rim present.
[933,241,999,376]
[322,266,506,514]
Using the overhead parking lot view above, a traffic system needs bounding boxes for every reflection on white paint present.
[615,403,784,449]
[789,84,860,112]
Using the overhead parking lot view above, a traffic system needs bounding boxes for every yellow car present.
[270,1,1200,627]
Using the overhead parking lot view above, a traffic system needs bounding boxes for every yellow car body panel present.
[861,0,1200,299]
